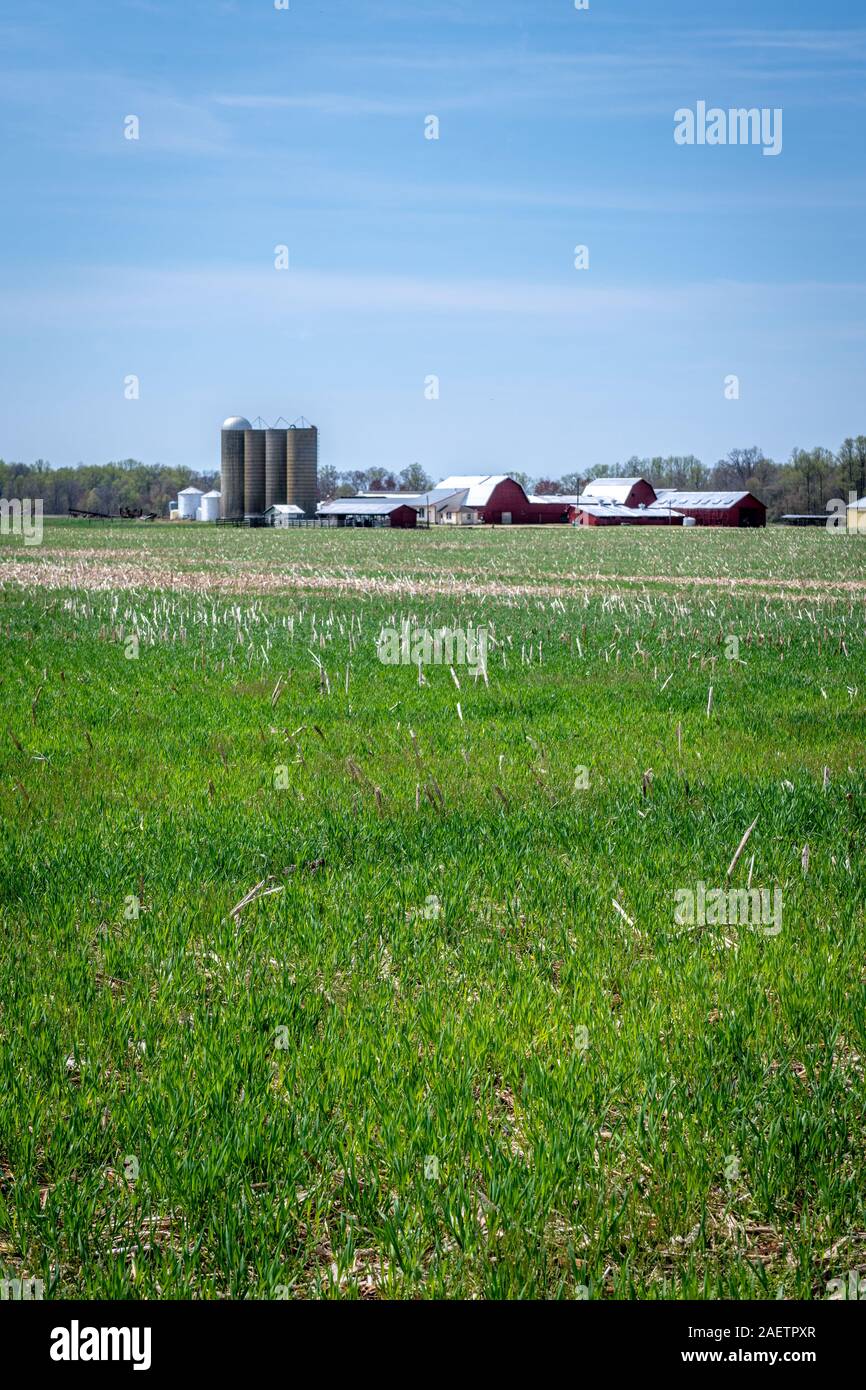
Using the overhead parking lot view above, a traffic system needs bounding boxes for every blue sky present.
[1,0,864,477]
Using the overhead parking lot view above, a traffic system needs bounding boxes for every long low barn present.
[318,498,418,528]
[653,489,766,527]
[578,503,685,527]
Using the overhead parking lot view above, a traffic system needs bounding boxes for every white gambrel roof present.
[435,475,516,507]
[581,478,652,504]
[848,496,866,509]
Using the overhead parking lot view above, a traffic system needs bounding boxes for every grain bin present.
[286,422,318,518]
[220,417,250,520]
[200,490,221,523]
[265,428,288,509]
[244,429,266,516]
[178,486,204,520]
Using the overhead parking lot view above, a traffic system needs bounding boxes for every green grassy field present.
[1,521,865,1299]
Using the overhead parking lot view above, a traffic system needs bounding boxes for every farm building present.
[317,498,418,528]
[345,475,767,528]
[355,475,567,522]
[433,475,534,525]
[580,478,658,509]
[653,489,766,527]
[359,487,469,525]
[358,477,570,525]
[420,476,574,524]
[847,498,866,533]
[578,503,685,527]
[264,503,306,526]
[572,479,765,527]
[528,494,580,521]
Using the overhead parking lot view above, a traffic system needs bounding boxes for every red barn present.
[528,495,579,523]
[577,480,767,528]
[653,490,766,527]
[581,478,658,509]
[317,499,418,528]
[435,475,542,524]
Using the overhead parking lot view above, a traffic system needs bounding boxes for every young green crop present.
[0,521,864,1299]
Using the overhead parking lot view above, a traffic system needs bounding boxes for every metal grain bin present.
[178,486,204,520]
[200,490,221,523]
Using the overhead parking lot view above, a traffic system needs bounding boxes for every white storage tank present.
[178,486,204,520]
[199,491,221,523]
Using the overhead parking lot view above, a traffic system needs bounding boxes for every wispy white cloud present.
[700,28,866,57]
[0,68,236,157]
[4,264,865,330]
[214,93,481,116]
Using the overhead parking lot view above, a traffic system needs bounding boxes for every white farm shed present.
[265,504,306,527]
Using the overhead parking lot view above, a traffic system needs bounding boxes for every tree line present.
[533,440,866,520]
[0,459,219,518]
[2,439,865,521]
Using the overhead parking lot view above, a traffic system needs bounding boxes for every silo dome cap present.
[222,416,252,431]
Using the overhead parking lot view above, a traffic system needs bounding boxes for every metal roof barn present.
[581,478,657,508]
[317,499,417,528]
[436,475,514,507]
[265,504,305,527]
[579,503,685,527]
[654,489,766,527]
[431,475,540,524]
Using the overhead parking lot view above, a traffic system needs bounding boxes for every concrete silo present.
[220,417,250,520]
[286,422,318,518]
[265,429,288,509]
[244,428,266,517]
